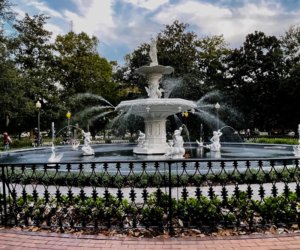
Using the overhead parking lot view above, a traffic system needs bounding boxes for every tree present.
[196,35,231,92]
[278,25,300,129]
[115,21,232,102]
[0,42,25,133]
[53,32,118,133]
[157,21,206,100]
[157,21,199,77]
[9,13,61,133]
[53,32,118,104]
[0,0,20,133]
[226,31,285,131]
[281,25,300,65]
[0,0,15,23]
[114,21,235,138]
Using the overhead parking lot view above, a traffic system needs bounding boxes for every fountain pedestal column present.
[134,117,168,154]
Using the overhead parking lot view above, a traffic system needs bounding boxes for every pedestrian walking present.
[3,132,12,150]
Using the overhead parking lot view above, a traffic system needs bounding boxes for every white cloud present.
[153,0,300,47]
[64,0,116,42]
[154,1,232,24]
[13,0,66,41]
[10,0,300,64]
[16,0,62,18]
[123,0,169,11]
[13,6,26,19]
[26,0,63,18]
[45,23,64,39]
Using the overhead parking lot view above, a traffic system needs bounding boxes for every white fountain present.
[115,38,197,155]
[165,127,185,159]
[205,130,223,152]
[48,122,63,164]
[81,129,95,156]
[196,123,204,147]
[48,143,63,163]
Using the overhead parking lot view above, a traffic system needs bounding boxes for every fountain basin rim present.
[115,98,197,116]
[1,142,299,165]
[135,65,174,75]
[1,155,299,166]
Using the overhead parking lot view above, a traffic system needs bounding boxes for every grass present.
[246,137,299,145]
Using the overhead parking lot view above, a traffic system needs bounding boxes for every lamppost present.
[215,102,220,130]
[66,111,71,142]
[182,111,189,125]
[36,100,42,146]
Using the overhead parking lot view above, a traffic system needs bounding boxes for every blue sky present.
[10,0,300,65]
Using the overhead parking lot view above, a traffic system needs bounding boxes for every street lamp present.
[215,102,221,130]
[182,111,189,118]
[35,100,42,146]
[182,111,189,128]
[66,111,71,141]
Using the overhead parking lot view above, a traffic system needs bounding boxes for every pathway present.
[0,228,300,250]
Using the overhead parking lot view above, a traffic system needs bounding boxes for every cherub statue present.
[206,130,223,152]
[137,130,146,148]
[165,127,185,159]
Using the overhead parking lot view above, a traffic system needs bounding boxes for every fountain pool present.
[0,143,295,165]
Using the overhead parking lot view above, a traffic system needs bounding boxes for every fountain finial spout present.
[149,37,158,66]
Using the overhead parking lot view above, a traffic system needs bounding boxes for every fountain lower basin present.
[0,143,295,164]
[116,99,197,154]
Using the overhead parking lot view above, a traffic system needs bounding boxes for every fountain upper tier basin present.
[115,98,197,118]
[135,65,174,75]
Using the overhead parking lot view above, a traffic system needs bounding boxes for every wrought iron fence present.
[1,157,300,234]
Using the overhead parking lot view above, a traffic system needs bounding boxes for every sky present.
[10,0,300,65]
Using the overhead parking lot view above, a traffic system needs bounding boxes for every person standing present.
[3,132,12,150]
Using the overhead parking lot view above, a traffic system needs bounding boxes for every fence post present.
[1,165,7,226]
[168,161,174,235]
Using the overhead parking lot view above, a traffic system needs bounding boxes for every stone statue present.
[165,127,185,159]
[137,130,146,148]
[145,85,164,99]
[81,130,95,156]
[71,139,80,151]
[173,127,184,149]
[206,130,222,152]
[48,143,63,163]
[149,38,158,66]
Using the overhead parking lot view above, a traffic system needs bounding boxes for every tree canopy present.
[1,0,300,137]
[53,32,117,103]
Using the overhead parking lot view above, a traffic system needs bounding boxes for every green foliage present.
[226,31,285,131]
[52,32,118,133]
[115,21,231,102]
[53,32,118,103]
[4,190,300,231]
[1,6,300,141]
[7,13,62,132]
[248,137,298,144]
[176,196,222,227]
[10,138,33,148]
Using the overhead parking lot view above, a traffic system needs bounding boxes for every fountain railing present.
[1,157,300,234]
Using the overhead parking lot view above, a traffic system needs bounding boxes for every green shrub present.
[11,138,33,148]
[3,190,300,231]
[248,137,298,144]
